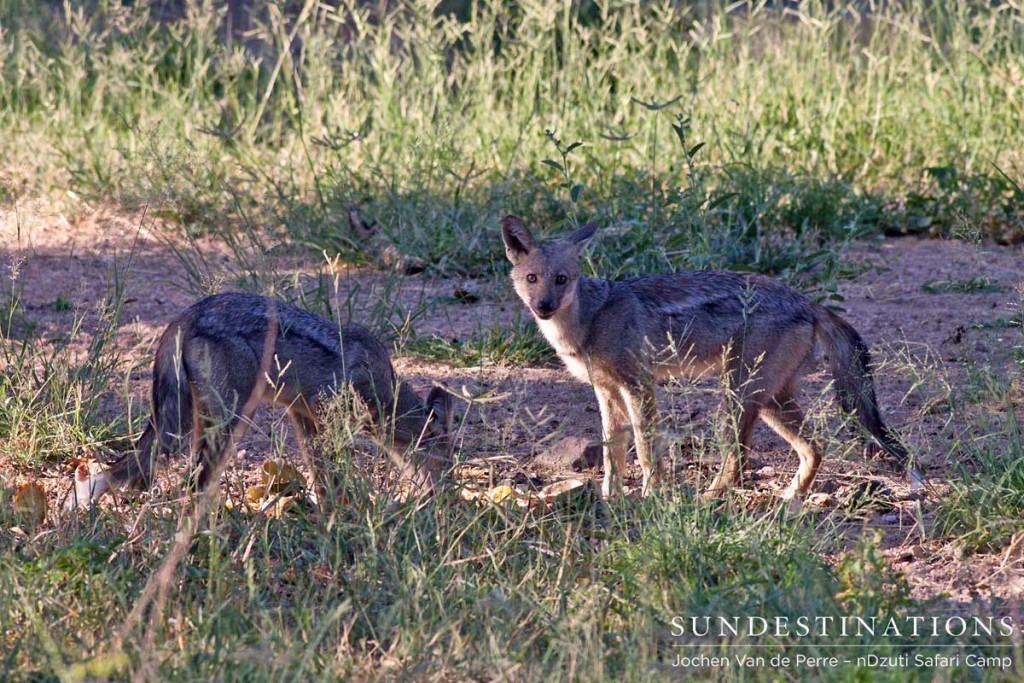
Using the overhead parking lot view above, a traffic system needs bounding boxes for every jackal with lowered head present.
[501,216,922,506]
[77,293,454,506]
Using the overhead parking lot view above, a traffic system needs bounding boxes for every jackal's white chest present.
[536,318,593,384]
[558,352,594,384]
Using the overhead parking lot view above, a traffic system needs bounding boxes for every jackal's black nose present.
[532,301,557,319]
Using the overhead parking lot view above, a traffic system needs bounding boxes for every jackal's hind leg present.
[188,412,239,493]
[187,386,259,495]
[288,404,325,501]
[760,390,821,512]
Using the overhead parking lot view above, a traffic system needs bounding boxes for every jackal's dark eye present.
[526,274,538,283]
[555,274,568,285]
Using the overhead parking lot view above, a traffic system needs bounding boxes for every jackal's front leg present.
[594,385,630,499]
[622,384,661,497]
[288,405,327,502]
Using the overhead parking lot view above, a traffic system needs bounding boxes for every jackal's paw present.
[907,466,927,495]
[782,495,804,517]
[703,472,740,499]
[601,478,630,500]
[701,486,728,502]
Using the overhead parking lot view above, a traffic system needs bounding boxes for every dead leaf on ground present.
[14,482,47,527]
[461,478,592,510]
[236,463,315,517]
[261,461,305,495]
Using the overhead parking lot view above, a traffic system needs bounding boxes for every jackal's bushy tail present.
[814,308,922,486]
[107,333,193,489]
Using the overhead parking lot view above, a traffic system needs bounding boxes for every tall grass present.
[936,364,1024,554]
[3,470,994,681]
[2,0,1022,275]
[0,240,131,466]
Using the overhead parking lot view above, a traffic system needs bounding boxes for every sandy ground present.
[2,200,1024,612]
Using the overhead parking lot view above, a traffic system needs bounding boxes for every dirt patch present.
[2,203,1024,607]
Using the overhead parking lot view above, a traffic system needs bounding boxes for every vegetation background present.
[0,0,1022,680]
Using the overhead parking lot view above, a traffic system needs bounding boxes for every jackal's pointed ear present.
[425,386,454,435]
[501,215,535,265]
[562,221,598,254]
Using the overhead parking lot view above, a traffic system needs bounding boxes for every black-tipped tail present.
[815,308,924,489]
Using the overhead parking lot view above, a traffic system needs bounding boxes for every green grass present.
[405,312,557,367]
[2,0,1024,680]
[0,478,964,680]
[3,477,1019,680]
[0,250,130,467]
[2,0,1023,279]
[972,315,1023,330]
[922,277,1007,295]
[936,386,1024,554]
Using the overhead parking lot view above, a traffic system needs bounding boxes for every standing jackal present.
[501,216,922,505]
[100,293,454,501]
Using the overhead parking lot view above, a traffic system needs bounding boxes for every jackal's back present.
[572,270,817,381]
[183,293,397,407]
